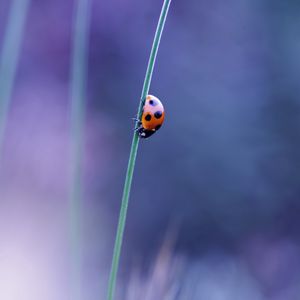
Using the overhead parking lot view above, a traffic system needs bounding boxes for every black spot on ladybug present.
[155,125,161,130]
[154,111,162,119]
[145,114,152,121]
[149,99,158,106]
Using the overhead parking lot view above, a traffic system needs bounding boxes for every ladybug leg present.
[131,117,140,122]
[134,125,142,132]
[131,117,142,128]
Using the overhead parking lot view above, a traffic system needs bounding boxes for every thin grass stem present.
[106,0,172,299]
[69,0,91,299]
[0,0,30,156]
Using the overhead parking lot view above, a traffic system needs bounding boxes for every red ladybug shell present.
[142,95,165,130]
[138,95,165,138]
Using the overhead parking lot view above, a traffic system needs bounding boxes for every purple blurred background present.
[0,0,300,299]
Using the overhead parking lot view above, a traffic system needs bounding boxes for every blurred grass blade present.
[106,0,172,299]
[69,0,91,299]
[0,0,30,155]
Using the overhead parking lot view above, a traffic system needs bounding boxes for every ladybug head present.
[137,127,156,139]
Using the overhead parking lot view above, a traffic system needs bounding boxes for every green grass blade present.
[69,0,91,299]
[106,0,172,299]
[0,0,30,155]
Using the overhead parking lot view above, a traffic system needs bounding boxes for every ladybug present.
[136,95,165,139]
